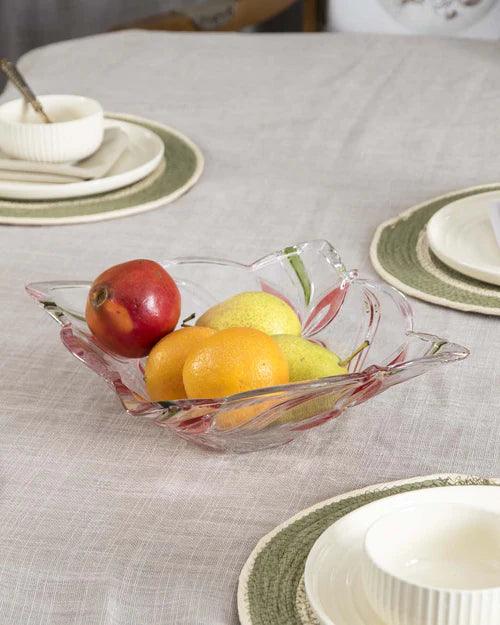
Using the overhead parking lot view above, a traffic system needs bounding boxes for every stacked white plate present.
[0,117,164,200]
[304,485,500,625]
[427,191,500,287]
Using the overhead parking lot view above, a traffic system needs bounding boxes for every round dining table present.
[1,29,499,625]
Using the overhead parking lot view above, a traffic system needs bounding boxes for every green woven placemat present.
[370,186,500,315]
[238,474,499,625]
[0,113,203,226]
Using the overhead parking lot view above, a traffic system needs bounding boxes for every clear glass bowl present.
[26,240,469,453]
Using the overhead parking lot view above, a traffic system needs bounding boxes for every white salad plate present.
[304,485,500,625]
[0,117,164,200]
[427,191,500,287]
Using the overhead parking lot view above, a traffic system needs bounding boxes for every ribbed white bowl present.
[0,95,103,162]
[362,503,500,625]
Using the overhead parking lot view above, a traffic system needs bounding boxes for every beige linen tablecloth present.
[1,30,499,625]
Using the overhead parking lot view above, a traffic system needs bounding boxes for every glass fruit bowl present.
[26,240,469,453]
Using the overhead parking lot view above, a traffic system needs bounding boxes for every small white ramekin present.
[0,95,103,162]
[362,503,500,625]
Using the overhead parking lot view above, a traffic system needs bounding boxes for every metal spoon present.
[0,58,52,123]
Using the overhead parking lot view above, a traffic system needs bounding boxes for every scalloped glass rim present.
[26,240,470,452]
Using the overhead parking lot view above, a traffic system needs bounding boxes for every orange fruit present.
[182,327,289,399]
[216,397,282,430]
[145,326,216,401]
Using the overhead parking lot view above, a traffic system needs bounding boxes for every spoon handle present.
[0,58,52,123]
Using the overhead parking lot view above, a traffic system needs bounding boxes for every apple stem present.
[339,340,370,368]
[181,312,196,327]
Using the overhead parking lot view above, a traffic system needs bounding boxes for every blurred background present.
[2,0,500,90]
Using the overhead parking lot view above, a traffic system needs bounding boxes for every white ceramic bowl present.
[362,503,500,625]
[0,95,103,162]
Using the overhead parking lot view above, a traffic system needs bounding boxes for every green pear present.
[273,334,347,382]
[196,291,301,336]
[274,392,338,425]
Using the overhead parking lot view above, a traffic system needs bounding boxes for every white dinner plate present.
[304,485,500,625]
[427,192,500,287]
[0,117,164,200]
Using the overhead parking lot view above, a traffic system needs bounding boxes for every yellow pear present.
[273,334,347,382]
[196,291,301,336]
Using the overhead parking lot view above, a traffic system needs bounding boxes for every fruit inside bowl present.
[26,240,469,453]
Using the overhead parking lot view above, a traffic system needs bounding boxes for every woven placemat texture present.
[370,186,500,315]
[0,113,203,225]
[238,475,498,625]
